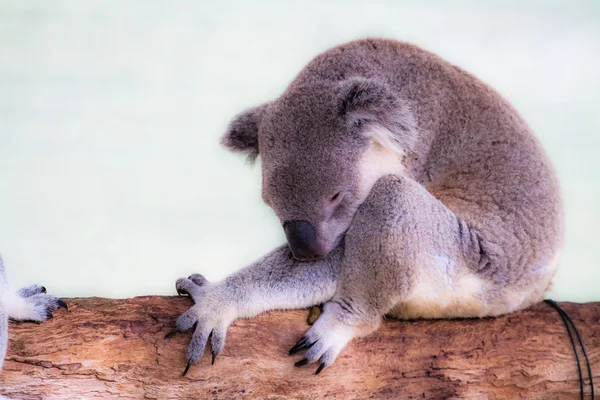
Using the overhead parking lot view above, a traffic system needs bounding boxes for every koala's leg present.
[292,175,480,373]
[172,245,342,374]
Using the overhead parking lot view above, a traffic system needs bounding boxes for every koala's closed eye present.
[327,190,347,208]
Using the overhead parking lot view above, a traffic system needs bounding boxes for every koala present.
[0,254,67,372]
[173,38,563,375]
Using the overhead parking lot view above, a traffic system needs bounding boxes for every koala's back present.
[294,39,563,297]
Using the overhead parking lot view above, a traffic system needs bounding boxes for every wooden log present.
[0,297,597,399]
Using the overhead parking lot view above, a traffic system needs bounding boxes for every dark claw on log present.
[289,337,312,355]
[294,358,308,368]
[183,360,192,376]
[57,299,69,310]
[315,362,325,375]
[164,330,178,339]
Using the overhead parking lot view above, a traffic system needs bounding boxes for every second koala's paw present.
[7,284,68,323]
[169,275,235,376]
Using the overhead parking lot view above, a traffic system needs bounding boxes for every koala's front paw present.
[170,274,236,376]
[289,301,368,375]
[7,284,68,322]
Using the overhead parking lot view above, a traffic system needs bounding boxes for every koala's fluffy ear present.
[220,104,268,163]
[338,77,417,155]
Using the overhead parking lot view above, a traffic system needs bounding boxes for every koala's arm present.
[223,245,342,317]
[173,244,342,370]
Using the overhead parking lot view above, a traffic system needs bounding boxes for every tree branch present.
[0,297,597,399]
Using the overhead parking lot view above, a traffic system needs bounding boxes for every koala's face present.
[259,91,366,260]
[221,78,415,261]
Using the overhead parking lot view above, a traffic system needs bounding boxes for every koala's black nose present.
[283,220,324,260]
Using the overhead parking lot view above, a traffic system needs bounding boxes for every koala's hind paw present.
[289,302,362,375]
[169,276,235,375]
[7,285,68,323]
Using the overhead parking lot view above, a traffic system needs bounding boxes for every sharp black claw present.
[57,299,68,310]
[289,336,312,355]
[211,351,217,366]
[41,286,47,293]
[183,360,192,376]
[295,358,308,368]
[176,289,188,296]
[46,310,53,319]
[315,362,325,375]
[164,330,178,339]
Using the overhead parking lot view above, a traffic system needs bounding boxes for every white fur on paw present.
[2,290,65,322]
[290,306,355,373]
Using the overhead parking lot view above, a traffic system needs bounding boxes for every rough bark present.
[0,297,598,399]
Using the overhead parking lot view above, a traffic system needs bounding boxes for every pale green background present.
[0,1,598,301]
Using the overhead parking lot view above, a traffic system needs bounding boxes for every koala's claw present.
[57,299,69,310]
[289,336,315,355]
[294,358,326,375]
[315,362,326,375]
[164,330,178,339]
[183,360,192,376]
[292,350,326,375]
[294,358,309,367]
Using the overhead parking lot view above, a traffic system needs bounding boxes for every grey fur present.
[175,38,563,374]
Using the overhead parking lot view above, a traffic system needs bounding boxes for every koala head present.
[222,77,416,261]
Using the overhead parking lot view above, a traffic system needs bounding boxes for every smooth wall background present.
[1,0,598,301]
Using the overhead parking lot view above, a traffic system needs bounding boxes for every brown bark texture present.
[0,296,598,399]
